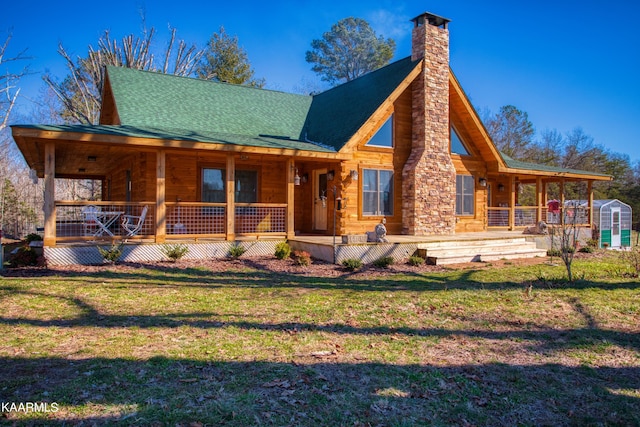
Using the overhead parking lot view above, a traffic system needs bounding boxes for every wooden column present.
[536,177,543,223]
[226,154,235,241]
[587,180,594,226]
[559,179,565,226]
[43,143,56,247]
[286,158,295,239]
[508,175,516,230]
[155,150,166,243]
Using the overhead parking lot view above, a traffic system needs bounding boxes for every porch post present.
[536,177,543,223]
[508,175,516,230]
[156,150,166,243]
[226,154,235,241]
[43,142,56,247]
[559,179,565,226]
[587,180,594,226]
[286,158,295,239]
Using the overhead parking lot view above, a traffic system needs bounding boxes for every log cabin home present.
[11,12,610,263]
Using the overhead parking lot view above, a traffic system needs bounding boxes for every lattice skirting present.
[289,241,418,264]
[44,240,284,266]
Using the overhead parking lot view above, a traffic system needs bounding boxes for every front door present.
[611,207,621,247]
[313,169,328,231]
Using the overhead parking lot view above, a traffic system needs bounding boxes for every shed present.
[564,200,632,248]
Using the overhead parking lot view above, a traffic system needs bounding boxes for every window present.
[451,126,471,155]
[362,169,393,216]
[365,115,393,147]
[456,175,474,216]
[202,168,257,203]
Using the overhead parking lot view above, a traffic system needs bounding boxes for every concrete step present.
[416,238,547,265]
[417,237,529,250]
[425,248,546,265]
[421,242,542,258]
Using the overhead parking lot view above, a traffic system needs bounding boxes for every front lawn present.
[1,252,639,426]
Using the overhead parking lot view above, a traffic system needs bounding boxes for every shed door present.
[611,207,621,247]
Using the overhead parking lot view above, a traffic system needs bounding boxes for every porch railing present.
[235,203,287,235]
[488,206,592,229]
[166,202,226,237]
[53,201,287,242]
[55,202,155,241]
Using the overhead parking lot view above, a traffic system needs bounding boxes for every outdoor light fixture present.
[301,173,308,184]
[294,168,301,186]
[87,156,97,162]
[350,170,359,180]
[327,170,335,181]
[479,177,487,187]
[498,183,505,192]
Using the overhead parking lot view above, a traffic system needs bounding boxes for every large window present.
[456,175,474,216]
[365,115,393,147]
[362,169,393,216]
[202,168,257,203]
[451,126,471,155]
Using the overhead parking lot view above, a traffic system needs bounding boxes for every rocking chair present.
[122,205,148,237]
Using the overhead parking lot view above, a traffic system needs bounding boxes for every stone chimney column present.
[402,12,456,236]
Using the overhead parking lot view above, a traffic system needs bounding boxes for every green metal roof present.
[500,152,611,178]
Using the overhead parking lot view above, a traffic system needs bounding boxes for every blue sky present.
[2,0,639,162]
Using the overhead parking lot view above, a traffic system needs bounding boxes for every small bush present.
[586,238,599,248]
[228,243,246,258]
[408,255,425,266]
[6,246,39,267]
[547,248,562,257]
[292,250,311,267]
[161,243,189,262]
[562,246,576,254]
[274,242,291,260]
[25,233,43,243]
[97,241,124,264]
[342,258,363,271]
[373,256,394,269]
[578,246,594,253]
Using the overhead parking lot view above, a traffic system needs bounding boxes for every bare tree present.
[43,27,204,124]
[0,31,30,132]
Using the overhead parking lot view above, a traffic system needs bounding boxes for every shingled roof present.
[100,57,420,152]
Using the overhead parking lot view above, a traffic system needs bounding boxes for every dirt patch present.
[1,253,554,278]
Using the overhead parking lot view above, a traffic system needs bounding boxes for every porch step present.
[416,238,547,265]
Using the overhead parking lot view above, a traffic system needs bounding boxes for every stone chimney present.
[402,12,457,236]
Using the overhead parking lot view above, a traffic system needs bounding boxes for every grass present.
[0,251,639,425]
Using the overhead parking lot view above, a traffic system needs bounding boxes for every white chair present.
[122,205,148,237]
[82,205,101,236]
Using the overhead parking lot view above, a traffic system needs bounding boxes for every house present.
[11,12,610,263]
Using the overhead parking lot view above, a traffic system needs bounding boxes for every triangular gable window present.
[451,126,471,155]
[365,115,393,147]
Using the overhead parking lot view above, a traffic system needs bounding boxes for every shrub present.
[161,243,189,262]
[6,246,38,267]
[228,243,246,258]
[562,246,576,254]
[586,238,599,248]
[373,256,394,268]
[274,242,291,260]
[342,258,363,271]
[578,246,594,253]
[547,248,562,257]
[292,250,311,267]
[97,241,124,264]
[25,233,43,243]
[408,255,425,266]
